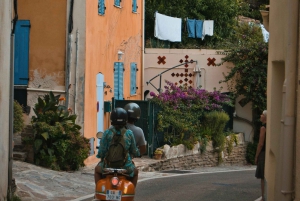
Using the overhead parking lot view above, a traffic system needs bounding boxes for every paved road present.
[135,169,260,201]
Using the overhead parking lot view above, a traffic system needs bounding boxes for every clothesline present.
[154,12,214,42]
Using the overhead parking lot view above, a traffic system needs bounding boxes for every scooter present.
[93,132,135,201]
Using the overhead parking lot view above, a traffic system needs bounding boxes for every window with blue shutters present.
[114,62,124,100]
[132,0,137,13]
[130,62,137,95]
[98,0,105,15]
[114,0,121,7]
[14,20,30,86]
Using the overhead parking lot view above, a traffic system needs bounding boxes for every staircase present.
[13,125,34,163]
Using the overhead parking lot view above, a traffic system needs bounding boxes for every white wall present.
[0,0,12,200]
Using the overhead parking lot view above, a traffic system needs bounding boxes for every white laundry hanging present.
[202,20,214,40]
[154,12,182,42]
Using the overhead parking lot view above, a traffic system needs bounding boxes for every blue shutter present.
[132,0,137,12]
[114,62,124,100]
[14,20,30,85]
[130,62,137,95]
[98,0,105,15]
[114,0,120,7]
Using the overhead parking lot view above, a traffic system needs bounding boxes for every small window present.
[132,0,137,13]
[98,0,106,15]
[114,0,121,7]
[130,62,137,95]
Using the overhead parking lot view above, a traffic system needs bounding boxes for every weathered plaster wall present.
[18,0,67,119]
[0,0,12,199]
[84,0,144,164]
[66,0,86,132]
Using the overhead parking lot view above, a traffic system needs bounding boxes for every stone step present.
[21,132,34,139]
[13,151,27,162]
[13,144,25,152]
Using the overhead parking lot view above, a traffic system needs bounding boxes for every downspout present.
[142,0,145,100]
[74,29,79,114]
[8,0,17,199]
[65,0,74,108]
[280,0,298,200]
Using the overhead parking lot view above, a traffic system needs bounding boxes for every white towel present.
[260,24,269,43]
[202,20,214,40]
[154,12,182,42]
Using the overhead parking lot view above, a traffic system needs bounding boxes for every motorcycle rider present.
[124,102,147,156]
[94,107,140,187]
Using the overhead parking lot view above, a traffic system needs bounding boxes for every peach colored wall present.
[144,49,232,95]
[84,0,143,143]
[18,0,67,120]
[18,0,66,88]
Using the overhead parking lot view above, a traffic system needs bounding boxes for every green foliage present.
[150,81,232,151]
[225,132,238,156]
[8,194,21,201]
[246,141,258,164]
[202,111,230,163]
[13,100,25,133]
[145,0,239,49]
[218,22,267,114]
[237,1,263,21]
[31,91,90,171]
[217,21,267,161]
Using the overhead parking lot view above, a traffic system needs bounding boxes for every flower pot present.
[153,153,162,160]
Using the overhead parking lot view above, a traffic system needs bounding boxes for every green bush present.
[202,111,229,163]
[31,91,90,171]
[150,81,232,150]
[13,100,25,133]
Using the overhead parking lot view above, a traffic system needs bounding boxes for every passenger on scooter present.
[124,103,147,156]
[94,107,140,187]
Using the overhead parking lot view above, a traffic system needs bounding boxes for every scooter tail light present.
[111,177,119,186]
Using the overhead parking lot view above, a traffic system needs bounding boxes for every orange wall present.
[18,0,67,87]
[84,0,143,142]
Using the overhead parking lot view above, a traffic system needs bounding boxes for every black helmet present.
[110,107,128,125]
[124,102,141,121]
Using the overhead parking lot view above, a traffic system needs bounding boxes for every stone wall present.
[141,133,248,172]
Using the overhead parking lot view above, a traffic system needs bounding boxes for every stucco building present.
[13,0,144,164]
[264,1,300,201]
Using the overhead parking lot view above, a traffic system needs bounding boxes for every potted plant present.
[153,149,163,160]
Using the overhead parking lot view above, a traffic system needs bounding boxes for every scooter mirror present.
[96,131,103,139]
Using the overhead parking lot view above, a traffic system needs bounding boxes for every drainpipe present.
[279,0,298,200]
[65,0,74,109]
[142,0,145,100]
[74,29,79,114]
[8,32,14,201]
[8,0,16,198]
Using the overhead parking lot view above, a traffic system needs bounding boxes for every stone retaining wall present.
[141,133,248,172]
[142,144,247,172]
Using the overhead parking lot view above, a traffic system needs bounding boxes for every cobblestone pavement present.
[13,158,257,201]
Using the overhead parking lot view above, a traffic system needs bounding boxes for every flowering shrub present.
[218,22,268,164]
[31,91,90,171]
[150,81,233,150]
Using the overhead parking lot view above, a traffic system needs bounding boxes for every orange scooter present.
[93,132,135,201]
[93,168,135,201]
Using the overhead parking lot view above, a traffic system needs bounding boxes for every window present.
[114,0,121,7]
[130,62,137,95]
[132,0,137,13]
[98,0,105,15]
[114,62,124,100]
